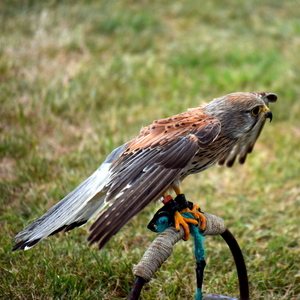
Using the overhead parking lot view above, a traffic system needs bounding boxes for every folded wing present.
[88,110,221,249]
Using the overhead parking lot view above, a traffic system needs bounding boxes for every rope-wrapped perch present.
[133,213,226,282]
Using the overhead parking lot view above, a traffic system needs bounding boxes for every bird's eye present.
[251,106,262,116]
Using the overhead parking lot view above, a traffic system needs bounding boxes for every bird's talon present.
[183,231,190,241]
[174,211,190,240]
[182,217,198,226]
[199,214,207,231]
[180,204,207,230]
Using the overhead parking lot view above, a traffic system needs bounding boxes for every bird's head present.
[204,92,277,139]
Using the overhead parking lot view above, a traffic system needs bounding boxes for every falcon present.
[12,92,277,251]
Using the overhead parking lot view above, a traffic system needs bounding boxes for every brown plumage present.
[13,92,277,251]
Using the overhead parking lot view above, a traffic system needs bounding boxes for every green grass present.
[1,0,300,299]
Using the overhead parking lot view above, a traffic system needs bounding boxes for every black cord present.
[127,276,145,300]
[220,229,250,300]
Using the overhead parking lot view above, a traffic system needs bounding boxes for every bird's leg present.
[171,185,182,196]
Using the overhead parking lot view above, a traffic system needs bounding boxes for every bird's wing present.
[88,109,221,249]
[217,92,277,167]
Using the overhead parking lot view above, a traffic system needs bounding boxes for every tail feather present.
[12,166,110,251]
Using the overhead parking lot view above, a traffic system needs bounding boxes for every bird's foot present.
[180,204,207,231]
[174,210,198,240]
[147,193,206,241]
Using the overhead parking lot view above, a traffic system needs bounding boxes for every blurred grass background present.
[1,0,300,299]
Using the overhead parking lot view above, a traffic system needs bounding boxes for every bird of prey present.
[12,91,277,251]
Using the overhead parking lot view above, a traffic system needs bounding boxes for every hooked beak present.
[264,111,273,122]
[262,107,273,122]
